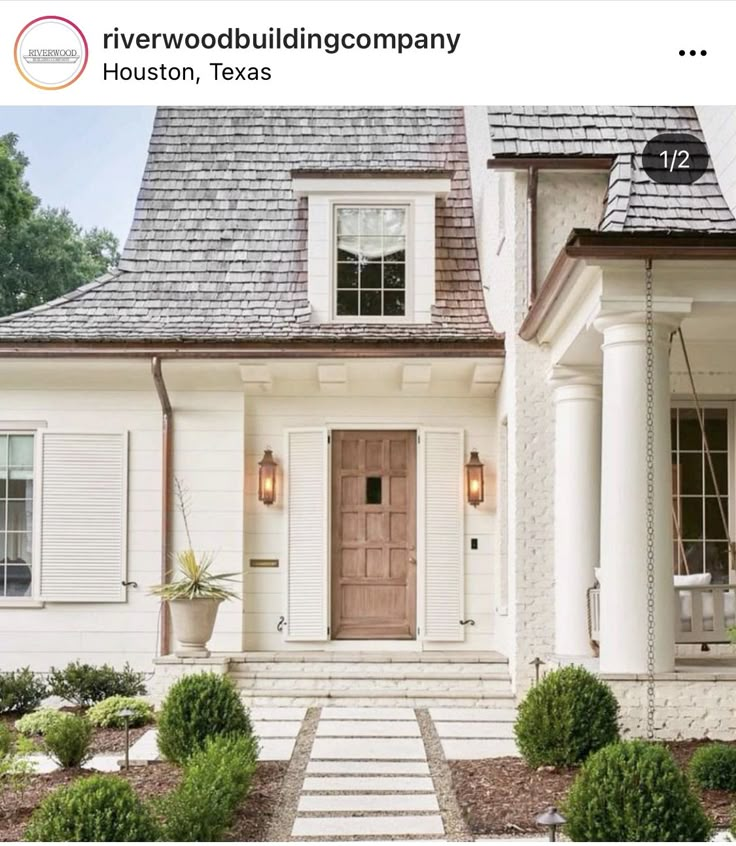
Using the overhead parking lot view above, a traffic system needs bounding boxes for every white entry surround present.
[242,357,501,653]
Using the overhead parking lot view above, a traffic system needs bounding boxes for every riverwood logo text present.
[15,16,88,90]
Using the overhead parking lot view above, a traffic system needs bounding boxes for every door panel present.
[331,430,417,639]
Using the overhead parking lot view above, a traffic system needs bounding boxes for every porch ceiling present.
[538,258,736,370]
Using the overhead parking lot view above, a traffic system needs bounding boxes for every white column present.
[595,313,682,674]
[551,370,601,659]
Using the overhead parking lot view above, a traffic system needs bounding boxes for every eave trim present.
[518,228,736,341]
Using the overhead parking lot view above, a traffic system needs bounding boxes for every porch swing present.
[587,261,736,657]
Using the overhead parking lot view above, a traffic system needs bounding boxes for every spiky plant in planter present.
[151,479,239,657]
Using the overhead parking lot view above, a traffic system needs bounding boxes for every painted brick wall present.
[607,678,736,740]
[536,171,608,280]
[464,107,555,691]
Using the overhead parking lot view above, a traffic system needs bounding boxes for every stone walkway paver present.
[290,706,445,840]
[429,706,519,760]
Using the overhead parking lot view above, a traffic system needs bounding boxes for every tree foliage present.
[0,133,119,318]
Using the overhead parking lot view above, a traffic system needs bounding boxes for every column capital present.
[548,366,602,401]
[593,295,692,336]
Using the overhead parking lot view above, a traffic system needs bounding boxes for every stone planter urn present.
[168,597,223,657]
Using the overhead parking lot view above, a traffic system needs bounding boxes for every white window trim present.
[330,199,415,324]
[0,427,43,606]
[670,398,734,583]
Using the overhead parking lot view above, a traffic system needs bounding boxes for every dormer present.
[292,170,452,324]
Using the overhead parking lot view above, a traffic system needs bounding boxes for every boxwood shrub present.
[158,734,259,841]
[514,665,619,768]
[157,673,255,764]
[23,774,160,842]
[689,743,736,791]
[565,740,712,842]
[43,714,93,769]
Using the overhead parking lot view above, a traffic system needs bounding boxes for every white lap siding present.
[0,380,244,671]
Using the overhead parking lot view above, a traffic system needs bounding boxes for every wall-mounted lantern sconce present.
[258,449,277,506]
[465,449,485,507]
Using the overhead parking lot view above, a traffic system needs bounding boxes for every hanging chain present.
[645,258,656,740]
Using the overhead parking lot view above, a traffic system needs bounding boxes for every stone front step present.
[231,667,509,684]
[232,673,511,695]
[229,654,513,706]
[236,688,515,707]
[227,650,508,664]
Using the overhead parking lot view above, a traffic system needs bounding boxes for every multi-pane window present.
[335,206,407,318]
[0,434,34,597]
[671,407,730,584]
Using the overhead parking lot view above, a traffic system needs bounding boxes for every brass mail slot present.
[249,558,279,569]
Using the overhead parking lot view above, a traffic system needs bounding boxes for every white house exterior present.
[1,106,736,738]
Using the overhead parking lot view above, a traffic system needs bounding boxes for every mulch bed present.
[88,725,147,754]
[2,713,147,755]
[449,740,736,837]
[0,760,287,842]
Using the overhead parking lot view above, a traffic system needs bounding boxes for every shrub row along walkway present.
[21,705,518,839]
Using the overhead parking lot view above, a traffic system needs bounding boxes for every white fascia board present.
[293,177,452,197]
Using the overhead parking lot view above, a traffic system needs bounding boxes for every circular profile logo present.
[15,16,88,90]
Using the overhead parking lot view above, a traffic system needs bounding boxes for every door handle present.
[409,556,417,565]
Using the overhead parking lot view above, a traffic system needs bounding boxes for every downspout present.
[526,165,539,308]
[151,357,172,656]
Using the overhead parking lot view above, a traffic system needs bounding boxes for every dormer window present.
[336,206,407,318]
[292,170,452,325]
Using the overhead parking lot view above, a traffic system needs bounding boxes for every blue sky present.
[0,107,155,249]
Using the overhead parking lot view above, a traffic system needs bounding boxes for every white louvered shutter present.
[39,433,128,602]
[423,428,465,641]
[285,428,328,641]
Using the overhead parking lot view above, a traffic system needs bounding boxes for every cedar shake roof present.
[0,107,497,345]
[488,106,736,234]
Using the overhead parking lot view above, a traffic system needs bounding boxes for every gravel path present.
[265,706,321,842]
[416,708,473,841]
[290,706,446,840]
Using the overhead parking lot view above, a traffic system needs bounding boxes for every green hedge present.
[24,775,160,842]
[514,665,619,768]
[43,714,93,769]
[689,743,736,791]
[565,740,712,842]
[48,662,146,707]
[156,673,255,764]
[157,734,259,841]
[0,668,47,714]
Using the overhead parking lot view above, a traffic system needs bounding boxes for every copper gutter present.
[290,168,455,179]
[519,228,736,341]
[151,357,172,656]
[526,166,539,306]
[0,340,504,359]
[487,156,614,171]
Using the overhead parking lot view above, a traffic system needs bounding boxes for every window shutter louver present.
[39,433,128,602]
[423,428,465,641]
[285,428,329,641]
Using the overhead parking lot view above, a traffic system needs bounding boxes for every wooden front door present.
[331,430,417,639]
